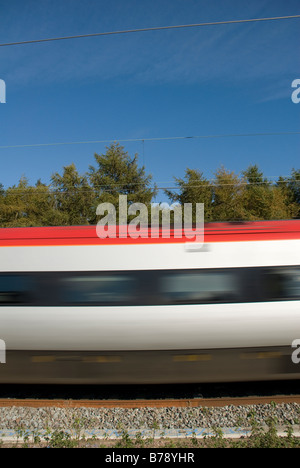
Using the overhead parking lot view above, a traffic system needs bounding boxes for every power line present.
[1,15,300,47]
[0,132,299,150]
[3,178,300,195]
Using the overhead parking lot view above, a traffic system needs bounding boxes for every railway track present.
[0,380,299,408]
[1,385,300,446]
[1,394,300,408]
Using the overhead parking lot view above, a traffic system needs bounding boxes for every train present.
[0,219,299,384]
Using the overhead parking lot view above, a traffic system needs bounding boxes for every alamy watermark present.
[291,339,300,364]
[0,79,6,103]
[96,195,204,244]
[291,79,300,104]
[0,339,5,364]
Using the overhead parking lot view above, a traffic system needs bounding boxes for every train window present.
[160,270,238,304]
[0,274,34,304]
[265,268,300,300]
[60,274,136,305]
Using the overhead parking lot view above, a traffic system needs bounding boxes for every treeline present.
[0,143,299,227]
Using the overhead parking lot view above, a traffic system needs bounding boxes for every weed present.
[48,430,78,448]
[3,416,300,448]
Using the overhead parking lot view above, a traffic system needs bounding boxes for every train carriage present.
[0,220,299,384]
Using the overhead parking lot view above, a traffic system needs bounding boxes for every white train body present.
[0,220,299,384]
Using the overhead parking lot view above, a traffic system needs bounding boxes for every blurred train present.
[0,219,299,384]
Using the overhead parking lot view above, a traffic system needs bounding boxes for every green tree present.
[88,143,157,223]
[164,164,298,223]
[212,166,245,221]
[0,182,6,226]
[0,176,61,227]
[242,164,269,186]
[277,168,300,218]
[289,168,300,206]
[51,163,95,225]
[240,165,273,220]
[164,168,213,221]
[241,165,297,220]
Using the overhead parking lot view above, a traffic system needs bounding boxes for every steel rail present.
[0,395,300,408]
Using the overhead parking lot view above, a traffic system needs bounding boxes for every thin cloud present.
[1,1,299,89]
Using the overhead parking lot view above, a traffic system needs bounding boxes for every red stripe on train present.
[0,220,299,246]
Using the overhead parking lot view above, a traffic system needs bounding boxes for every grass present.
[1,419,300,448]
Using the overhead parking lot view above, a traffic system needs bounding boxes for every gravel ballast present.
[0,403,299,439]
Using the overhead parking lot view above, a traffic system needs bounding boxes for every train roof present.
[0,220,299,246]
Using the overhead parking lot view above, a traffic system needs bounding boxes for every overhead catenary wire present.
[0,15,300,47]
[0,132,299,150]
[3,178,300,196]
[0,15,298,200]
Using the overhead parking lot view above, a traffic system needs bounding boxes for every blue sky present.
[0,0,299,202]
